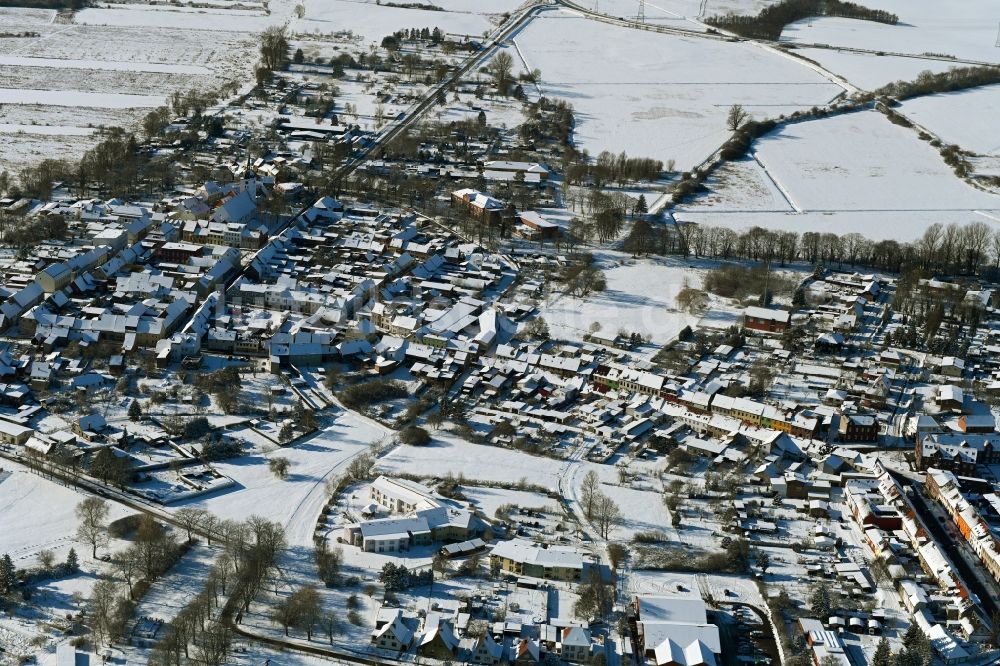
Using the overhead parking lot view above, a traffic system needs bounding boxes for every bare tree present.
[269,457,291,480]
[113,546,143,599]
[75,497,110,559]
[581,470,600,520]
[593,492,621,539]
[214,551,234,594]
[727,104,750,131]
[321,612,342,644]
[194,621,231,666]
[174,507,208,542]
[260,26,289,71]
[38,548,56,570]
[491,51,515,95]
[291,586,322,640]
[88,578,119,645]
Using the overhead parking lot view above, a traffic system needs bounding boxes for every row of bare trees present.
[151,515,287,665]
[620,218,1000,277]
[580,471,622,539]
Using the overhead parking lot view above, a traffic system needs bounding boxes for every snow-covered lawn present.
[902,85,1000,157]
[0,465,129,567]
[461,485,557,518]
[513,8,843,171]
[540,250,735,345]
[377,431,562,490]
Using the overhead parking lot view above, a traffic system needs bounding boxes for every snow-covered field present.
[790,48,959,92]
[575,0,785,23]
[686,156,795,212]
[292,0,502,43]
[780,0,1000,65]
[677,109,1000,240]
[0,4,261,171]
[750,110,1000,211]
[514,8,844,171]
[902,85,1000,157]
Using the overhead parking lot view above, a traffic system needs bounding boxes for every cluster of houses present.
[0,179,284,358]
[371,607,598,664]
[840,463,987,663]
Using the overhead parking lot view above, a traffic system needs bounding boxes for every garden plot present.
[749,110,1000,212]
[513,8,843,172]
[790,48,958,91]
[292,0,498,43]
[780,0,1000,65]
[901,85,1000,157]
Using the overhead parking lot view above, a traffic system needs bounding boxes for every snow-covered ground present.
[540,250,738,345]
[513,8,844,172]
[377,430,562,490]
[170,410,387,550]
[901,84,1000,157]
[749,110,1000,211]
[780,0,1000,65]
[790,48,959,92]
[0,464,129,567]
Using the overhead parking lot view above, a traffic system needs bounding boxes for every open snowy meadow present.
[512,7,844,172]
